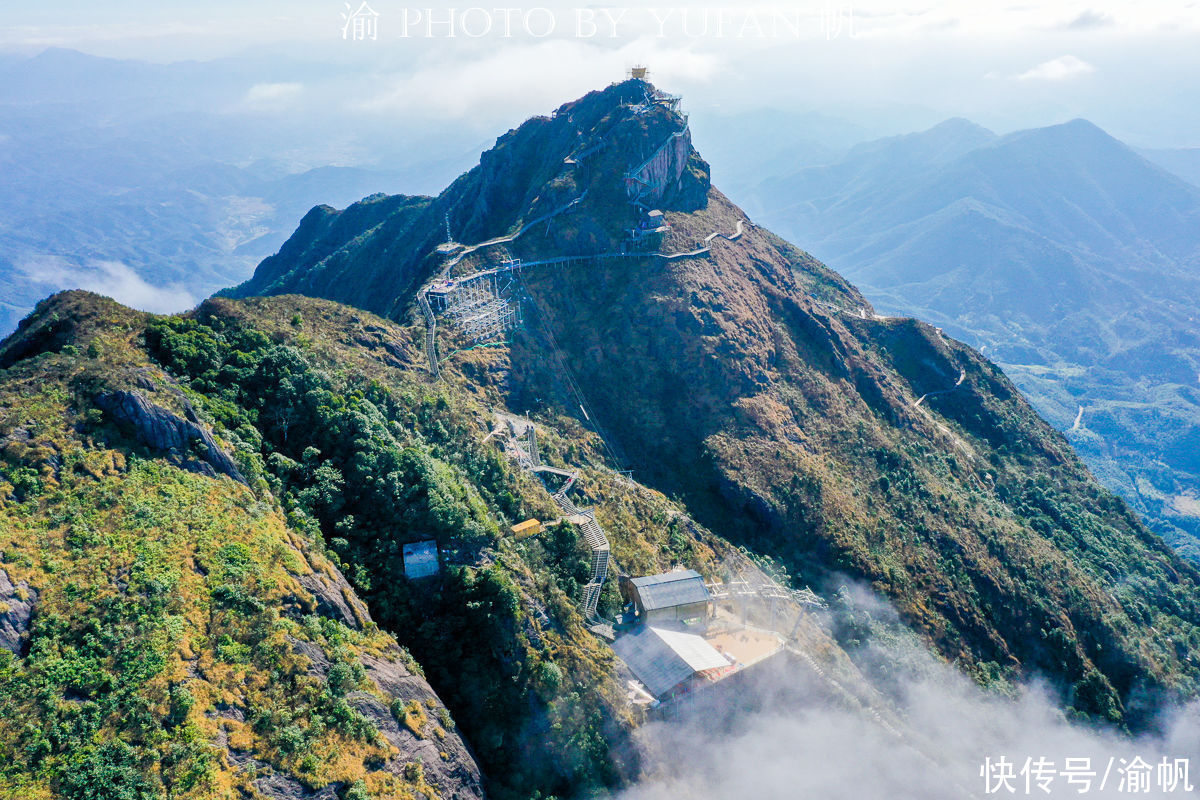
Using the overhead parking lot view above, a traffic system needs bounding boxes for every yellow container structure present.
[511,519,542,540]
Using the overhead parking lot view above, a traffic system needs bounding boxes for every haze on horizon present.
[3,1,1199,337]
[2,0,1199,148]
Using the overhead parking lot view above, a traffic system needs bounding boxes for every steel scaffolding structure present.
[430,269,521,344]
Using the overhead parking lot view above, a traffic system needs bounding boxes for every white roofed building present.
[611,625,733,700]
[620,569,711,625]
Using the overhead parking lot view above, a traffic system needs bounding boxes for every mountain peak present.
[221,78,1200,740]
[930,116,996,137]
[1002,117,1122,152]
[229,79,712,306]
[845,117,997,168]
[1059,116,1107,133]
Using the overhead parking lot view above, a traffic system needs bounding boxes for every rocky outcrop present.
[358,649,486,800]
[0,568,37,655]
[284,637,486,800]
[625,127,708,211]
[96,390,245,483]
[225,79,711,319]
[282,557,484,799]
[296,570,369,630]
[254,773,341,800]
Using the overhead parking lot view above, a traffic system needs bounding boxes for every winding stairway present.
[549,487,611,624]
[506,415,615,630]
[418,291,440,379]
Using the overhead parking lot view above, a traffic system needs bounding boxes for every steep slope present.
[0,293,485,800]
[231,81,1200,729]
[1141,146,1200,188]
[2,289,891,800]
[225,79,709,311]
[746,119,1200,558]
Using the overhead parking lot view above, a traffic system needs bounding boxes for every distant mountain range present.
[0,49,486,336]
[741,117,1200,558]
[7,46,1200,564]
[1141,146,1200,188]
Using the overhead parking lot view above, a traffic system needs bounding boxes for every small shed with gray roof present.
[620,569,711,624]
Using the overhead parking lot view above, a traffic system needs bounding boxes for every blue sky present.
[2,2,1199,146]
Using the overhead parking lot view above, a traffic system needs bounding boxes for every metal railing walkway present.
[440,189,590,274]
[418,291,440,379]
[704,218,745,243]
[504,416,615,626]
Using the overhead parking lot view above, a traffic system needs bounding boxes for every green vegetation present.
[139,298,733,798]
[0,291,720,800]
[504,189,1200,729]
[6,78,1200,800]
[0,294,478,799]
[144,305,633,799]
[0,447,401,799]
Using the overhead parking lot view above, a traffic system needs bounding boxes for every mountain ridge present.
[228,80,1200,728]
[743,115,1200,558]
[5,80,1200,800]
[2,286,902,799]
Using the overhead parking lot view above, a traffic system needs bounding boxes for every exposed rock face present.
[253,772,341,800]
[0,568,37,655]
[624,126,704,210]
[227,79,710,316]
[96,390,245,483]
[296,570,370,629]
[215,78,1200,734]
[288,635,331,677]
[286,638,486,800]
[285,559,485,800]
[358,650,486,800]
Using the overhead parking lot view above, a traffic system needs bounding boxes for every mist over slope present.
[4,77,1200,800]
[0,288,911,800]
[624,609,1200,800]
[742,118,1200,559]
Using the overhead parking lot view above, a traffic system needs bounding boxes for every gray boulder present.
[0,568,37,655]
[96,390,245,483]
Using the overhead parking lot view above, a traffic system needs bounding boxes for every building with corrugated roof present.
[620,569,711,625]
[510,519,541,539]
[611,625,732,699]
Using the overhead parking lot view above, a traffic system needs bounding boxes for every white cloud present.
[238,81,305,111]
[1018,54,1097,81]
[18,256,196,314]
[619,583,1200,800]
[353,39,721,122]
[1054,10,1117,31]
